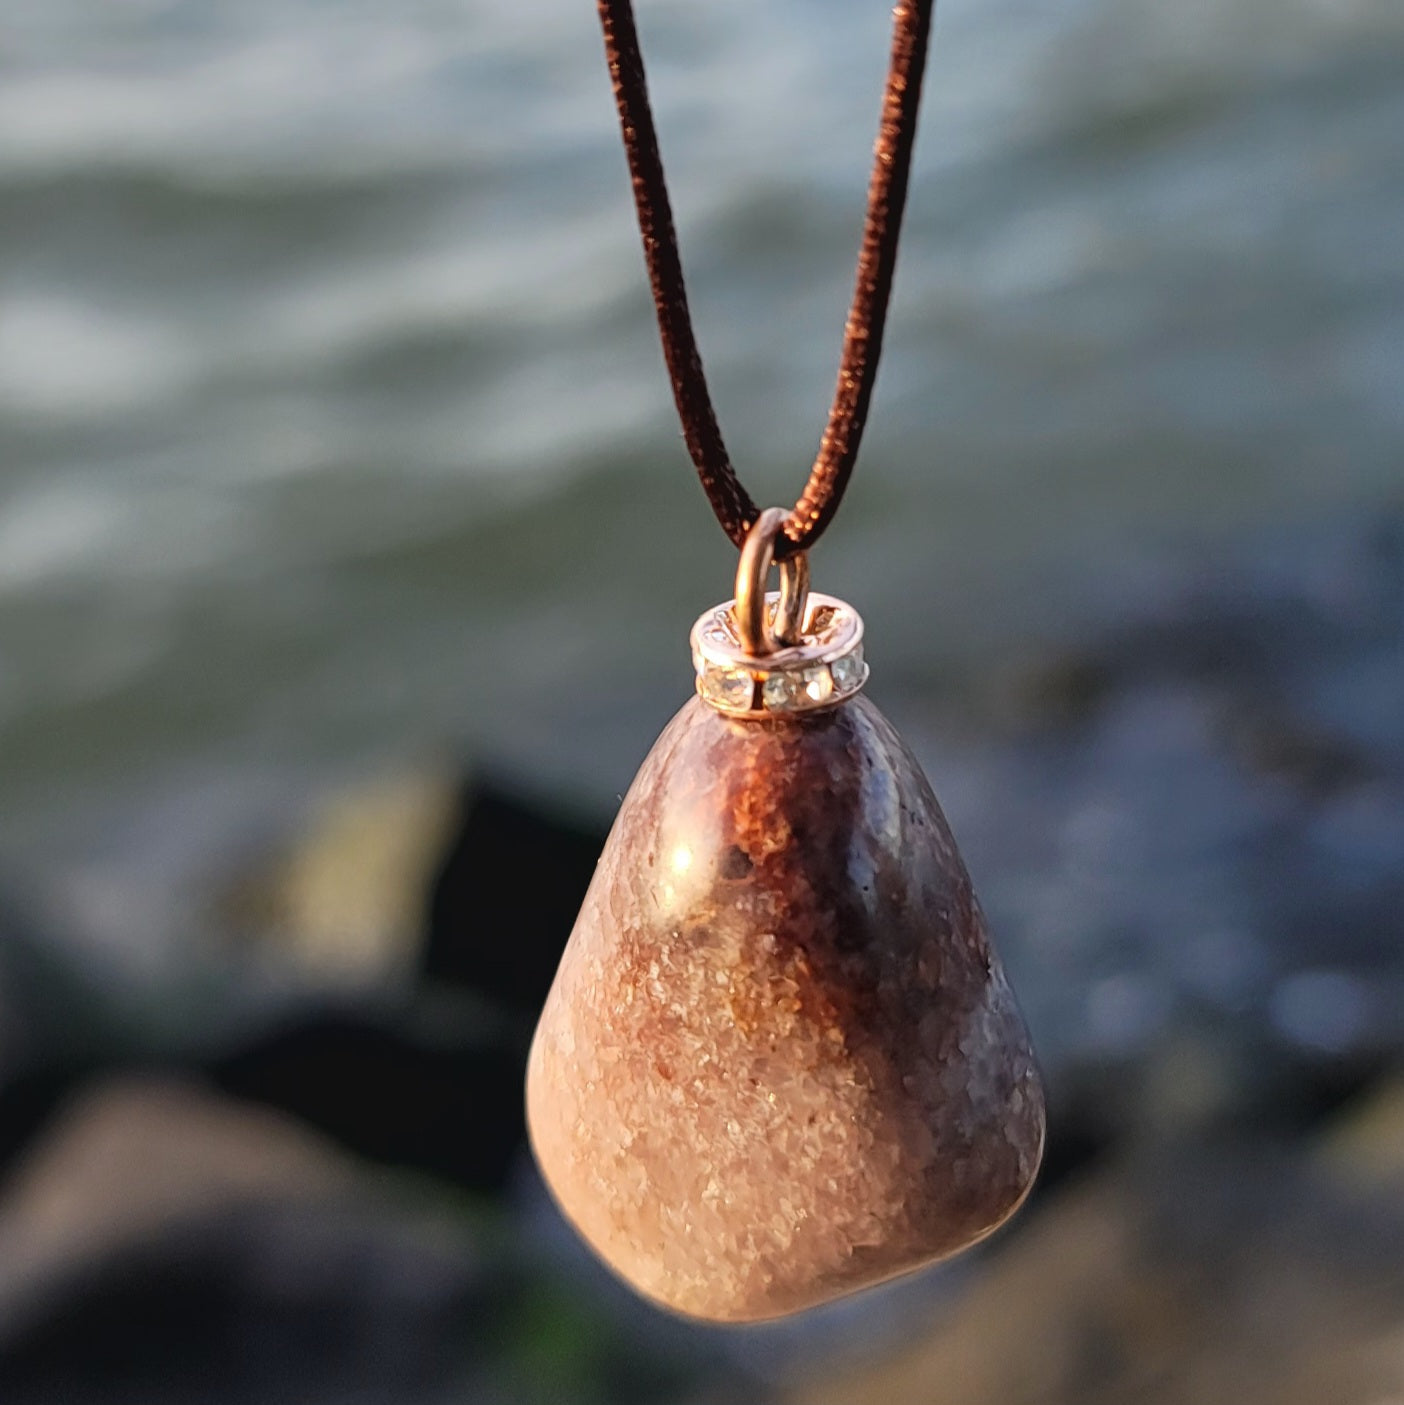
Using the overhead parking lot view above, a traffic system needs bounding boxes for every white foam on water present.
[0,481,133,589]
[0,294,194,420]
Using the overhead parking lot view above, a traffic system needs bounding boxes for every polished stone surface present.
[527,695,1045,1322]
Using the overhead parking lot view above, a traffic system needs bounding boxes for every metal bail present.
[691,508,868,720]
[733,508,810,657]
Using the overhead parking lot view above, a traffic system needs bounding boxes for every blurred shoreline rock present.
[213,771,461,990]
[894,510,1404,1154]
[209,767,603,1004]
[788,1074,1404,1405]
[203,772,605,1194]
[0,1076,356,1334]
[0,1075,696,1405]
[1,1070,1401,1404]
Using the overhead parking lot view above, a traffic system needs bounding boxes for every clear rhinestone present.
[701,666,755,711]
[761,666,835,711]
[830,648,865,693]
[761,671,806,712]
[802,666,834,704]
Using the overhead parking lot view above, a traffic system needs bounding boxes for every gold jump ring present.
[733,508,810,656]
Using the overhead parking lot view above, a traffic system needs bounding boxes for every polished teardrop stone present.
[526,695,1045,1322]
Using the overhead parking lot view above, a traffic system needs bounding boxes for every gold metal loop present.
[775,549,810,646]
[733,508,810,656]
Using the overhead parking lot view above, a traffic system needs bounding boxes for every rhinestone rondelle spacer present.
[690,591,868,719]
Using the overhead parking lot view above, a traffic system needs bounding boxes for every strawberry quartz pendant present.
[526,512,1045,1322]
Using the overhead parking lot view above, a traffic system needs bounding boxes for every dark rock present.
[0,1065,96,1186]
[211,1009,530,1194]
[423,779,605,1013]
[0,1197,524,1405]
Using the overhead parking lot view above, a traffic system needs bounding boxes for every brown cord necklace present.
[527,0,1045,1323]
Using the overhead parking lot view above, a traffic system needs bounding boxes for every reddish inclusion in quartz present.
[526,694,1045,1322]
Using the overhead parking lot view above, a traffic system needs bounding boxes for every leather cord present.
[597,0,934,559]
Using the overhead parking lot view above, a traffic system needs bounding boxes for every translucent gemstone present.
[700,665,754,711]
[830,648,865,693]
[527,695,1045,1323]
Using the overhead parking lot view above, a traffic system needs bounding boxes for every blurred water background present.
[1,0,1404,1401]
[4,0,1400,850]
